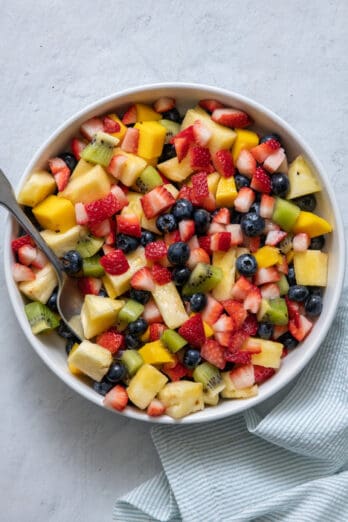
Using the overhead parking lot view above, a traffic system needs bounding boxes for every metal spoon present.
[0,169,83,340]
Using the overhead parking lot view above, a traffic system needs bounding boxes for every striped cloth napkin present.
[114,296,348,522]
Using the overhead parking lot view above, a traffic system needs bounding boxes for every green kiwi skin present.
[182,263,223,296]
[25,301,60,334]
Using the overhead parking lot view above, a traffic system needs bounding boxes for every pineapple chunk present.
[80,295,125,339]
[135,103,162,122]
[251,339,283,368]
[40,225,85,257]
[127,364,168,409]
[102,247,146,298]
[221,385,258,399]
[138,340,175,365]
[157,154,193,182]
[70,159,93,180]
[158,381,204,419]
[134,121,166,159]
[33,195,76,232]
[203,389,221,406]
[212,248,237,301]
[112,149,147,186]
[207,172,220,195]
[59,165,111,204]
[107,113,127,141]
[215,176,238,207]
[287,155,321,199]
[293,250,328,286]
[231,129,259,163]
[19,263,58,304]
[254,246,282,268]
[121,195,143,221]
[17,171,56,207]
[164,183,179,199]
[151,282,189,329]
[292,211,332,238]
[68,340,112,381]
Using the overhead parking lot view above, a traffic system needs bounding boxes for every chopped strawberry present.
[147,399,166,416]
[31,250,48,269]
[265,229,288,246]
[201,339,225,369]
[223,299,248,329]
[260,194,276,219]
[210,232,231,252]
[224,351,251,364]
[105,227,116,246]
[286,297,300,318]
[200,192,216,212]
[243,286,262,313]
[78,276,102,296]
[179,219,195,241]
[208,222,225,234]
[174,136,190,162]
[149,322,167,341]
[277,255,289,275]
[264,220,281,234]
[212,149,235,178]
[131,267,155,292]
[229,363,255,389]
[192,171,209,202]
[152,264,171,285]
[162,361,187,382]
[198,99,225,112]
[80,117,104,141]
[11,234,34,252]
[103,116,121,133]
[100,249,129,275]
[104,385,128,411]
[143,299,163,324]
[242,314,259,336]
[107,155,127,179]
[110,184,129,209]
[85,193,119,223]
[240,337,262,354]
[189,146,212,171]
[97,327,124,354]
[213,314,235,332]
[273,325,288,340]
[225,224,243,246]
[214,331,232,347]
[254,267,281,285]
[71,138,87,160]
[48,157,67,174]
[235,149,256,178]
[145,240,168,260]
[289,314,313,341]
[54,166,70,191]
[231,276,253,301]
[234,187,255,213]
[153,97,176,113]
[202,295,224,326]
[211,108,252,128]
[250,167,271,194]
[178,314,206,348]
[263,148,286,173]
[164,230,181,245]
[75,202,89,225]
[186,247,210,269]
[253,365,275,384]
[193,120,212,146]
[213,208,230,225]
[260,283,281,299]
[17,244,37,266]
[116,214,141,238]
[293,233,310,252]
[178,185,193,201]
[12,263,36,282]
[103,245,116,255]
[228,330,249,352]
[198,235,212,255]
[89,219,111,237]
[121,127,139,154]
[122,105,137,125]
[250,139,280,163]
[187,235,199,250]
[141,186,176,219]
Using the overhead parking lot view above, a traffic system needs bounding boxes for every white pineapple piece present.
[127,364,168,409]
[68,340,112,381]
[19,263,57,304]
[158,381,204,419]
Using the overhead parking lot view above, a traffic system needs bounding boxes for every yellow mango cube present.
[215,176,238,207]
[231,129,259,162]
[293,211,333,238]
[135,103,162,122]
[17,171,56,207]
[135,121,167,159]
[293,250,328,286]
[107,113,127,141]
[254,246,283,268]
[138,340,175,365]
[207,172,220,195]
[33,195,76,232]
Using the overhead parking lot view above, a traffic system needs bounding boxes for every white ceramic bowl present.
[4,83,345,424]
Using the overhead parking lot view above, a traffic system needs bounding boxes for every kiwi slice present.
[25,301,60,334]
[82,255,105,277]
[277,274,290,296]
[159,119,180,144]
[118,299,144,324]
[81,131,118,167]
[121,350,144,377]
[76,233,104,258]
[193,362,224,393]
[161,329,187,353]
[182,263,223,296]
[257,298,288,325]
[272,198,300,232]
[278,233,293,254]
[135,166,163,193]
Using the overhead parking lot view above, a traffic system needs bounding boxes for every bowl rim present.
[3,82,346,424]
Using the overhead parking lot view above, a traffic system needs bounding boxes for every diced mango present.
[17,171,56,207]
[203,321,214,338]
[286,250,294,264]
[134,121,167,159]
[138,340,175,365]
[59,164,111,204]
[293,250,328,286]
[33,195,76,232]
[135,103,162,122]
[251,339,283,368]
[215,176,238,207]
[207,172,220,195]
[293,211,333,238]
[231,129,259,163]
[254,246,283,268]
[107,113,127,141]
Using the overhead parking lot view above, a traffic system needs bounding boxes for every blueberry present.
[140,230,156,246]
[190,293,207,312]
[128,318,148,335]
[61,250,82,274]
[65,338,75,355]
[167,242,190,265]
[47,288,58,312]
[58,152,77,172]
[57,322,76,340]
[305,294,323,317]
[277,332,299,349]
[309,235,325,250]
[236,253,258,276]
[172,266,191,285]
[172,199,193,222]
[260,133,281,144]
[288,285,310,302]
[125,334,142,349]
[98,288,108,297]
[257,323,274,340]
[93,380,114,396]
[240,213,265,237]
[116,233,139,253]
[129,288,151,305]
[161,108,182,123]
[105,362,126,383]
[230,210,243,224]
[156,213,177,233]
[287,265,297,286]
[183,348,202,369]
[271,173,290,197]
[234,173,251,190]
[293,194,317,212]
[249,201,261,214]
[158,143,176,163]
[193,209,211,235]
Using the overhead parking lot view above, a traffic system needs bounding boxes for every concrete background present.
[0,1,347,520]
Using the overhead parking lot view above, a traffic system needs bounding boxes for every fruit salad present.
[12,96,332,419]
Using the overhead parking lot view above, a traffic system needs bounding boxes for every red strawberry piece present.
[227,330,249,352]
[143,299,163,324]
[265,229,287,246]
[222,299,248,329]
[103,116,121,134]
[164,230,181,245]
[229,363,255,389]
[211,108,252,129]
[80,117,104,141]
[149,322,167,341]
[96,327,125,355]
[145,240,168,260]
[202,295,224,326]
[153,97,175,113]
[172,125,195,143]
[250,139,280,163]
[285,297,300,318]
[78,276,102,296]
[213,208,230,225]
[152,264,171,285]
[116,214,141,238]
[187,235,199,250]
[253,365,275,384]
[122,105,137,125]
[243,235,261,253]
[104,385,128,411]
[224,351,252,365]
[12,263,36,282]
[235,149,256,178]
[273,325,288,340]
[75,202,89,225]
[289,315,313,341]
[174,137,190,162]
[107,155,127,179]
[213,313,235,332]
[100,249,129,275]
[71,137,87,160]
[189,146,212,171]
[210,232,231,252]
[131,267,155,291]
[263,148,286,173]
[201,339,225,369]
[254,267,281,285]
[231,276,254,301]
[193,120,212,146]
[200,192,216,212]
[11,234,34,253]
[103,245,115,255]
[54,166,70,192]
[141,186,176,219]
[234,187,255,213]
[243,286,262,313]
[17,244,37,266]
[179,219,195,241]
[147,399,166,416]
[178,185,193,201]
[199,99,225,112]
[214,331,232,347]
[260,283,281,300]
[198,235,211,255]
[250,167,272,194]
[89,219,111,237]
[162,361,187,382]
[226,224,244,246]
[212,149,235,178]
[31,250,48,269]
[110,184,129,210]
[242,314,259,336]
[277,255,289,275]
[240,337,262,354]
[192,171,209,201]
[264,220,280,234]
[178,314,206,348]
[48,157,67,174]
[293,233,310,252]
[260,194,276,219]
[186,247,210,270]
[85,193,119,223]
[105,226,116,246]
[121,127,139,154]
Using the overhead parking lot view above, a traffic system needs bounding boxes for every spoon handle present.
[0,169,64,283]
